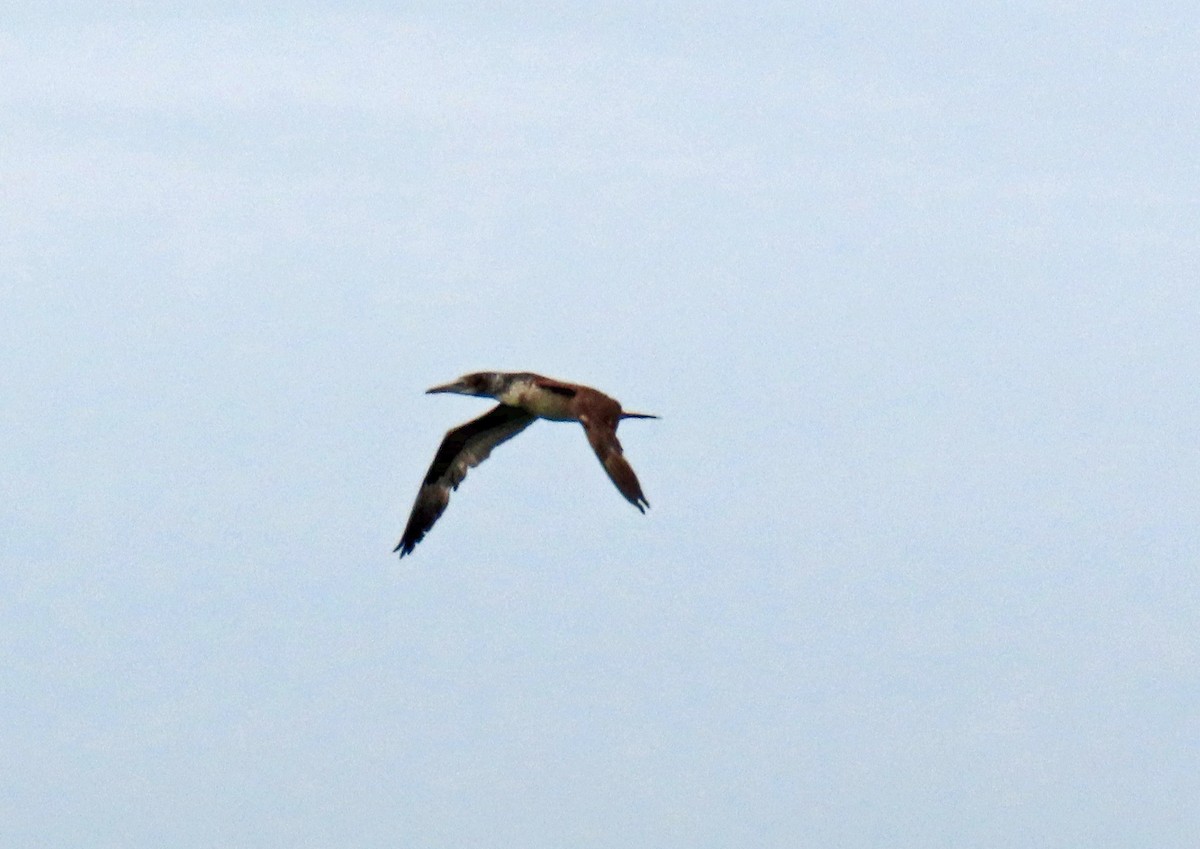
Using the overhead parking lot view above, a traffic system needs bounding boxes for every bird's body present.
[395,372,657,558]
[494,373,578,421]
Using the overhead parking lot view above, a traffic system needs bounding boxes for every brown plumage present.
[395,372,656,557]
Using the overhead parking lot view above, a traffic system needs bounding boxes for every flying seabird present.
[395,371,657,557]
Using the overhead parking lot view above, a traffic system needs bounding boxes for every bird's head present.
[426,372,505,398]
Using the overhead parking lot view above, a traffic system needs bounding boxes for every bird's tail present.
[620,411,659,420]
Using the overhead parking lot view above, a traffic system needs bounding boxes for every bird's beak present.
[426,380,468,395]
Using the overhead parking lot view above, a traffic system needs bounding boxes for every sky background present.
[3,4,1199,847]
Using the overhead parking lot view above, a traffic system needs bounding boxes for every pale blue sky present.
[3,5,1198,847]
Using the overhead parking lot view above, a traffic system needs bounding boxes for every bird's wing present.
[580,416,650,513]
[532,376,578,397]
[395,404,536,557]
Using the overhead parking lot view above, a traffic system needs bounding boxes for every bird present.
[395,371,657,557]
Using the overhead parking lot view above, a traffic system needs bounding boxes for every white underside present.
[499,382,575,420]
